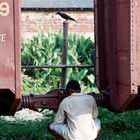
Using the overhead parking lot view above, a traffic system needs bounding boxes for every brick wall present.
[21,10,94,41]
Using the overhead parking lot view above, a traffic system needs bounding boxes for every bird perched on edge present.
[56,11,77,23]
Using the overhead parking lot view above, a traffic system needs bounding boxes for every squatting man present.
[48,80,101,140]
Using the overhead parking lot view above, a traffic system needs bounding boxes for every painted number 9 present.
[0,2,9,16]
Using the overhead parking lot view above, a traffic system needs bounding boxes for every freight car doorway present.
[21,26,96,89]
[20,1,99,111]
[21,21,97,100]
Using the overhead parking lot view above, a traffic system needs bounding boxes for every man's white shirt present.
[50,93,100,140]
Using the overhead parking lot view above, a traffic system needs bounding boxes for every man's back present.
[59,93,98,140]
[49,80,100,140]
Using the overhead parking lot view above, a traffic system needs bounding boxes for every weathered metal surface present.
[19,89,68,112]
[135,1,140,85]
[19,89,110,112]
[22,64,94,69]
[94,0,107,90]
[0,0,21,115]
[95,0,139,112]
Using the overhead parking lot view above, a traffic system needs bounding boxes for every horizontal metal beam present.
[22,64,94,69]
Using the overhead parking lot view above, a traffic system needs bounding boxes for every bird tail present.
[72,19,78,23]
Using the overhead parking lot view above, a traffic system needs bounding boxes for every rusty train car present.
[0,0,21,115]
[95,0,140,111]
[0,0,140,115]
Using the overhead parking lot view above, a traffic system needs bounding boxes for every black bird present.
[56,11,77,23]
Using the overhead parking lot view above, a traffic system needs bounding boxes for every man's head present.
[66,80,81,95]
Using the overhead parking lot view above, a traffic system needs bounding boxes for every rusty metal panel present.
[0,0,21,115]
[94,0,108,90]
[95,0,138,112]
[135,1,140,85]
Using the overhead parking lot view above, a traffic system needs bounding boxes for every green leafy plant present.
[21,31,96,93]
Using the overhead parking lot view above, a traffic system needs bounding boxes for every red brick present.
[21,11,94,40]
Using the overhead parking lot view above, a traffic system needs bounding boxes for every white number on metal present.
[0,2,9,16]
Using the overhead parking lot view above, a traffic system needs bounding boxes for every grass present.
[97,108,140,140]
[0,108,139,140]
[0,112,57,140]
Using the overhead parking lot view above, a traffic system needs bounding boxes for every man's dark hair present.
[66,80,81,91]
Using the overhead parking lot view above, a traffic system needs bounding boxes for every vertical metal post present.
[61,21,68,88]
